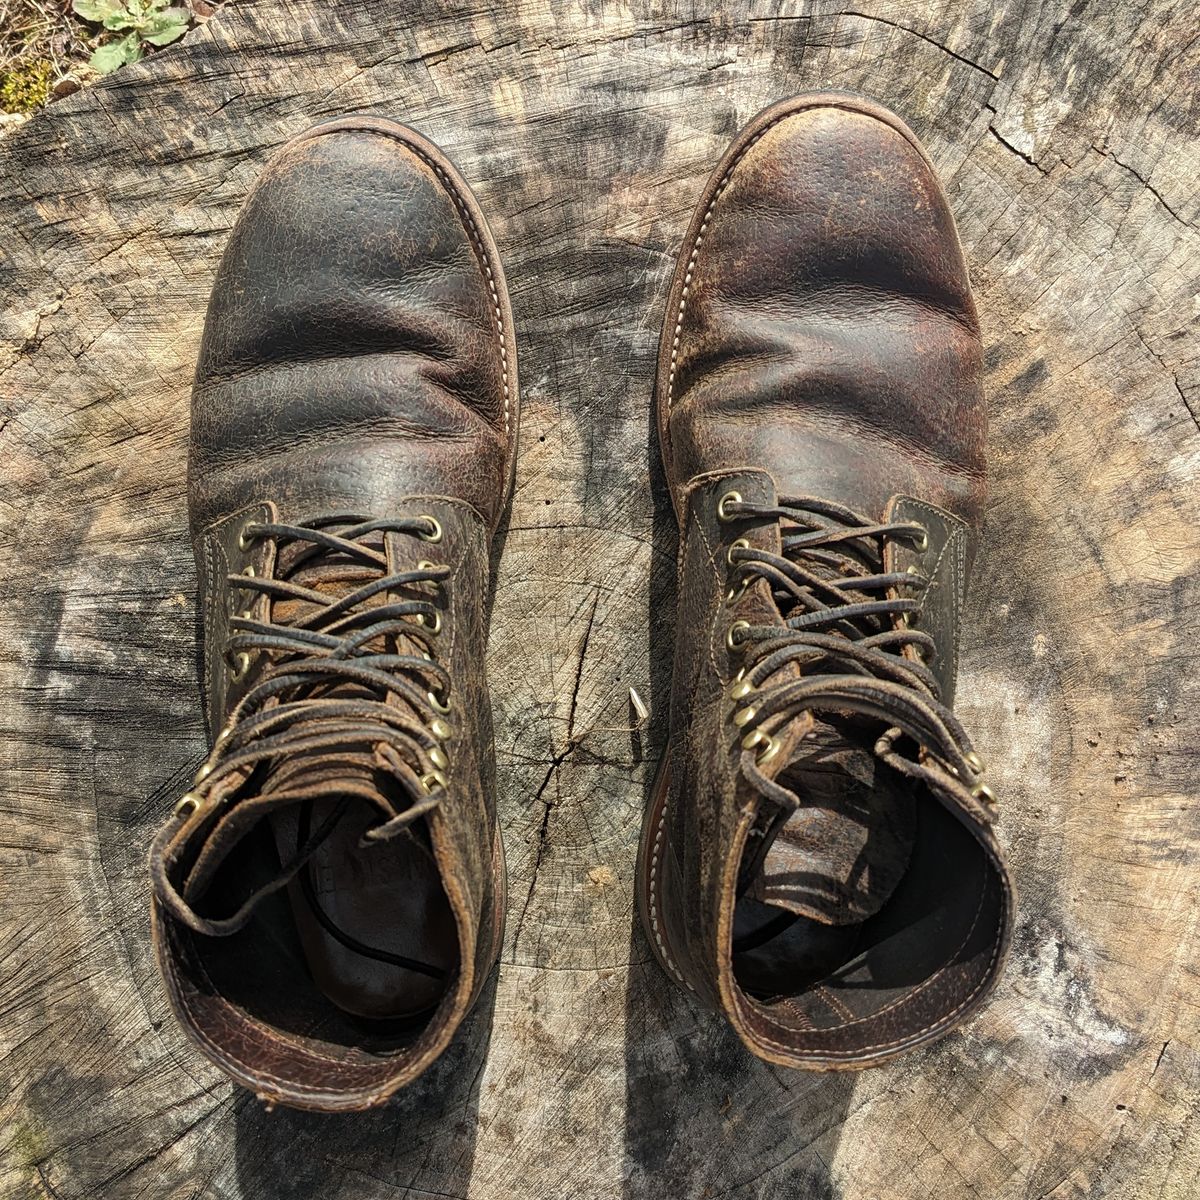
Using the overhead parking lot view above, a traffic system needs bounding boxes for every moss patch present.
[1,57,53,112]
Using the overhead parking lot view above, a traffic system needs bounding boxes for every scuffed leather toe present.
[190,118,516,533]
[663,95,984,532]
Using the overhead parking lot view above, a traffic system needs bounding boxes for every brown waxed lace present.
[149,514,456,977]
[719,494,995,822]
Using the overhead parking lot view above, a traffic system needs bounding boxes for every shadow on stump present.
[231,968,498,1198]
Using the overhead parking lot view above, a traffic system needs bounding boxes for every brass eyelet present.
[229,652,251,681]
[429,746,449,771]
[726,537,750,567]
[194,760,214,783]
[972,782,997,806]
[726,580,751,603]
[420,770,448,794]
[726,620,750,653]
[964,750,986,774]
[732,705,758,728]
[741,729,781,765]
[430,717,452,741]
[729,677,754,701]
[717,490,742,523]
[906,564,922,577]
[913,527,929,552]
[242,564,256,578]
[238,523,256,551]
[419,515,443,544]
[174,791,202,819]
[428,690,452,714]
[419,610,442,635]
[417,560,441,587]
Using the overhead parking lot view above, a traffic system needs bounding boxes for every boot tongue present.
[745,715,918,926]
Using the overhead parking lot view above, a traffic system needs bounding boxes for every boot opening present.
[191,794,460,1049]
[732,761,1005,1045]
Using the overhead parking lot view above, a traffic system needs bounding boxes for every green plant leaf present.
[87,32,143,73]
[142,9,190,44]
[101,13,136,29]
[72,0,125,22]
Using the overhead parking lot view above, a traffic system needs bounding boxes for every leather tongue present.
[746,716,918,926]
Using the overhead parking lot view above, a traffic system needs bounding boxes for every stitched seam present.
[953,527,965,674]
[646,486,694,987]
[778,998,815,1029]
[403,140,511,438]
[202,537,216,728]
[746,868,1001,1057]
[317,127,512,438]
[900,496,966,691]
[212,534,230,725]
[648,476,745,994]
[692,506,729,685]
[817,986,855,1022]
[646,499,691,990]
[646,789,690,990]
[666,115,797,413]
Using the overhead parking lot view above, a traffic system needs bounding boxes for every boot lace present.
[716,491,995,818]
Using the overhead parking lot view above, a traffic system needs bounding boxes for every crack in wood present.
[511,588,601,953]
[987,125,1050,176]
[836,10,1000,79]
[1092,144,1194,230]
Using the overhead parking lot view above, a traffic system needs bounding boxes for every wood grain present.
[1,2,1198,1196]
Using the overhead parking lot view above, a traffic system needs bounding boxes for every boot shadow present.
[232,968,498,1198]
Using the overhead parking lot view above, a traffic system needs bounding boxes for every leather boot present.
[638,94,1013,1068]
[149,116,518,1111]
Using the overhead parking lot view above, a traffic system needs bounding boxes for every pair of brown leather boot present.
[149,95,1013,1112]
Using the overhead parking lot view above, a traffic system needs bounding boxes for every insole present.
[271,800,458,1020]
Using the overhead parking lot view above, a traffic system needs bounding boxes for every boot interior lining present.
[192,806,459,1054]
[734,796,1003,1042]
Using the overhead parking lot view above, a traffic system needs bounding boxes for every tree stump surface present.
[2,2,1198,1197]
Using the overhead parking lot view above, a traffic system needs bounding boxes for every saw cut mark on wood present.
[1,2,1198,1198]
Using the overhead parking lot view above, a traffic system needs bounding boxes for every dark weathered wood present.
[2,2,1198,1196]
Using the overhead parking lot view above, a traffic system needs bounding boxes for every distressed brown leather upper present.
[149,117,517,1111]
[643,94,1013,1068]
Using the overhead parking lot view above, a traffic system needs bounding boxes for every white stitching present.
[666,120,785,414]
[420,155,511,438]
[346,131,511,438]
[647,790,689,988]
[897,495,968,694]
